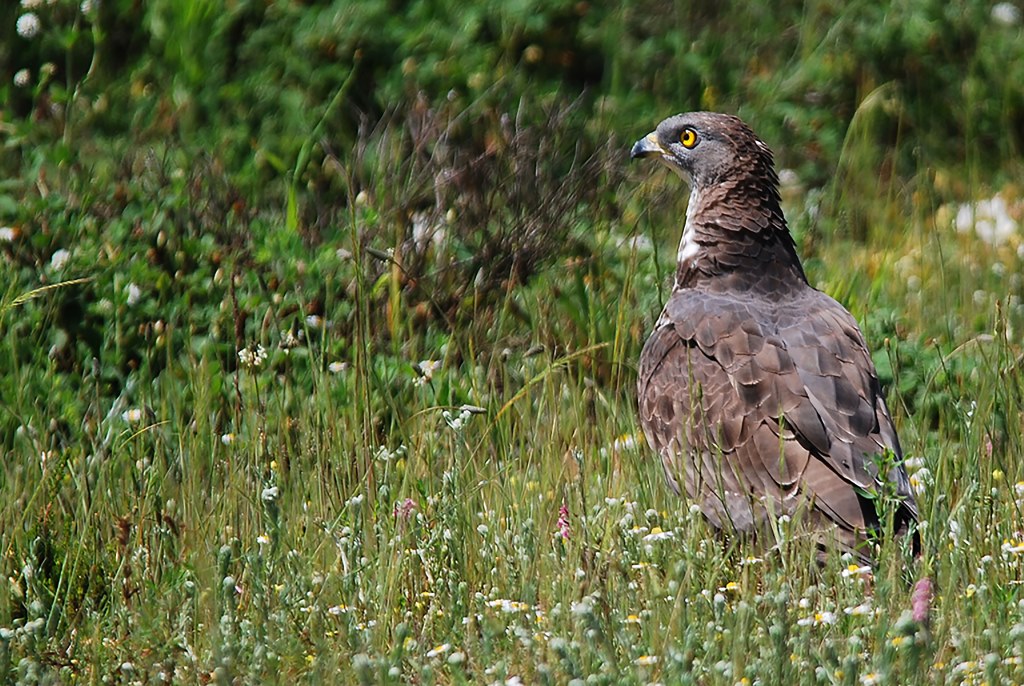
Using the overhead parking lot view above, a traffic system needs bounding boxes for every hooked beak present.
[630,133,663,159]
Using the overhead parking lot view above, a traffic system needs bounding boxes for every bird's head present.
[629,111,803,289]
[630,111,777,191]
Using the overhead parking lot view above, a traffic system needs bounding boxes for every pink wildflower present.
[555,502,570,541]
[911,576,932,626]
[394,498,416,521]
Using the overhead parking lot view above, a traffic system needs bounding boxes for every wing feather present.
[638,287,918,547]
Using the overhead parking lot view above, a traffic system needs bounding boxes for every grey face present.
[630,112,768,188]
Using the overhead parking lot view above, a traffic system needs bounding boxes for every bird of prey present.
[630,112,917,560]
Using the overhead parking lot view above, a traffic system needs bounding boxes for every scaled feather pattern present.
[631,112,917,560]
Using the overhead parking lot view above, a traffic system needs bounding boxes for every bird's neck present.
[673,181,808,293]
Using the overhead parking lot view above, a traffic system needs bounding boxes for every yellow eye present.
[680,128,698,148]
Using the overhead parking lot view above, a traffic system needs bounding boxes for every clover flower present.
[393,498,416,521]
[17,12,41,39]
[911,576,932,624]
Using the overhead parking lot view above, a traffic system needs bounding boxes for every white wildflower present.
[415,359,441,385]
[844,601,873,616]
[909,467,931,495]
[122,408,143,424]
[955,195,1018,245]
[621,234,653,253]
[571,599,593,616]
[278,329,299,351]
[949,519,963,547]
[17,12,41,39]
[50,248,70,270]
[126,282,142,306]
[410,210,445,252]
[486,599,529,613]
[13,69,30,87]
[0,227,16,241]
[426,643,450,658]
[797,610,837,627]
[1002,539,1024,555]
[642,527,674,542]
[904,456,926,470]
[992,2,1021,25]
[260,486,279,502]
[442,405,474,431]
[842,564,873,579]
[237,344,267,368]
[328,361,348,374]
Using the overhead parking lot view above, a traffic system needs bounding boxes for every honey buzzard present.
[631,112,918,560]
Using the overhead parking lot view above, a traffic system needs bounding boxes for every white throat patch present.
[677,184,701,264]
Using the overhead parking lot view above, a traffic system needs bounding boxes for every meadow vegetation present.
[2,0,1024,683]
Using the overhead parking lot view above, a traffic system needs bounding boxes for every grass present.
[3,2,1024,684]
[3,143,1024,683]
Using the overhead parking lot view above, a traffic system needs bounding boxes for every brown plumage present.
[631,112,917,561]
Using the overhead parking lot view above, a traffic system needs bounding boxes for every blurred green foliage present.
[2,1,1024,681]
[3,0,1023,187]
